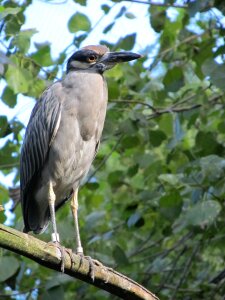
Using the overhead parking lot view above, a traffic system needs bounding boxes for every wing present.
[20,84,62,207]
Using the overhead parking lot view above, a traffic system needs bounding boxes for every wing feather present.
[20,84,62,207]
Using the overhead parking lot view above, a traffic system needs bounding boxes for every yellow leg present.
[48,181,60,243]
[71,189,83,254]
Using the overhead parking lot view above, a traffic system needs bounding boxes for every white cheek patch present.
[71,60,89,69]
[71,60,96,69]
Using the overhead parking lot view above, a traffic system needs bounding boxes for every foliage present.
[1,0,225,299]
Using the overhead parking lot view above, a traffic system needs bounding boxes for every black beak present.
[102,51,142,64]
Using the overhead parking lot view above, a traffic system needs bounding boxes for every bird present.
[20,45,141,259]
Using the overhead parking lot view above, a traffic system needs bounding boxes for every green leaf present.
[0,257,20,282]
[31,44,53,67]
[163,67,184,92]
[0,140,19,166]
[116,33,136,51]
[112,245,129,265]
[103,22,115,34]
[149,130,167,147]
[28,78,46,98]
[149,6,166,32]
[135,153,153,169]
[130,172,145,189]
[195,131,221,156]
[73,33,88,47]
[2,86,17,108]
[12,29,37,53]
[108,170,123,187]
[159,191,183,221]
[101,4,111,14]
[11,119,24,137]
[0,116,11,138]
[202,59,225,91]
[68,12,91,33]
[119,119,136,134]
[42,286,64,300]
[160,10,185,51]
[74,0,87,6]
[115,6,126,19]
[4,9,25,35]
[121,135,140,148]
[85,182,99,190]
[85,211,105,227]
[158,114,173,136]
[158,174,183,186]
[200,155,225,182]
[183,200,221,227]
[127,164,139,177]
[0,7,21,20]
[0,210,6,224]
[5,65,31,94]
[188,1,206,17]
[125,12,136,19]
[45,274,71,290]
[0,184,9,205]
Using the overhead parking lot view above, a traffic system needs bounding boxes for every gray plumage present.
[21,72,107,233]
[20,45,141,250]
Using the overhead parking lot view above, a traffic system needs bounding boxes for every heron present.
[20,45,141,265]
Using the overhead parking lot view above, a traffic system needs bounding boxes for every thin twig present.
[110,89,223,120]
[86,135,123,183]
[147,93,224,119]
[128,235,164,258]
[169,242,201,300]
[143,232,193,285]
[22,56,59,80]
[171,84,210,107]
[148,33,206,71]
[156,246,187,293]
[110,99,157,112]
[122,0,188,8]
[155,284,201,293]
[0,162,19,169]
[37,0,69,4]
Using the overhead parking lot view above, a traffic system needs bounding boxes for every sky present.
[23,0,154,57]
[0,0,157,188]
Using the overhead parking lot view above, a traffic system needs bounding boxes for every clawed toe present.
[77,254,103,281]
[65,248,76,267]
[45,241,66,272]
[45,241,104,281]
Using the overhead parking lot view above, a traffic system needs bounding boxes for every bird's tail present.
[8,187,21,212]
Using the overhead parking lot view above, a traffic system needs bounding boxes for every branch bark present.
[0,224,158,300]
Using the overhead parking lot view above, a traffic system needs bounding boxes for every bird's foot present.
[45,241,66,272]
[64,248,76,268]
[77,252,103,281]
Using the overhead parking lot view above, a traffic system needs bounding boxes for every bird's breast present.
[62,71,108,141]
[41,71,108,202]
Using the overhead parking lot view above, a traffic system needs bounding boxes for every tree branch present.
[0,224,158,300]
[112,93,223,120]
[122,0,188,8]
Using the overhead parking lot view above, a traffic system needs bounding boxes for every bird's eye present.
[87,55,97,63]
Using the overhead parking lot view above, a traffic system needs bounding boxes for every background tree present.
[1,0,225,299]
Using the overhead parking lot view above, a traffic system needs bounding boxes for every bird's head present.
[66,45,141,74]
